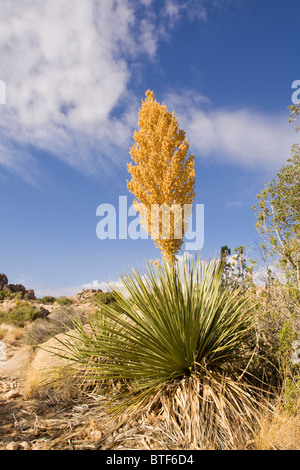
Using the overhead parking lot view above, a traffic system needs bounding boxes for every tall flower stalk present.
[127,91,195,264]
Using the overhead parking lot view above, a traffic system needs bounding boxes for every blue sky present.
[0,0,299,296]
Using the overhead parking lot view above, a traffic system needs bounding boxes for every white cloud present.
[164,0,208,24]
[34,276,126,298]
[0,0,164,180]
[0,1,211,183]
[81,279,124,292]
[0,0,294,184]
[165,91,296,169]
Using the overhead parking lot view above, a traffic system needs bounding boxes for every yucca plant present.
[51,254,263,448]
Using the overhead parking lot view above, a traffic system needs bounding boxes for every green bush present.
[248,283,300,387]
[56,296,73,306]
[0,290,13,301]
[94,291,116,305]
[39,296,57,304]
[0,304,40,326]
[0,290,21,301]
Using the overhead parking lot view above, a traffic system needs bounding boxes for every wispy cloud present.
[34,253,199,297]
[164,0,208,23]
[0,0,211,183]
[0,1,161,180]
[165,91,295,170]
[1,0,292,185]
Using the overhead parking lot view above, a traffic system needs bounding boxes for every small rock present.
[32,442,47,450]
[20,441,31,450]
[38,306,50,319]
[6,389,20,399]
[6,441,19,450]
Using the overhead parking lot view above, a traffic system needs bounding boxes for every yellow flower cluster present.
[127,90,195,264]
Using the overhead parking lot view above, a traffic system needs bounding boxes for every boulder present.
[15,284,26,294]
[30,332,75,370]
[0,346,34,378]
[26,289,36,300]
[38,306,50,319]
[0,274,8,290]
[75,288,103,302]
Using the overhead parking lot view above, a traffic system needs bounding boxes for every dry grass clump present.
[10,326,24,341]
[0,323,24,342]
[254,397,300,450]
[25,364,86,406]
[0,325,8,340]
[24,326,94,406]
[24,306,86,346]
[146,372,263,450]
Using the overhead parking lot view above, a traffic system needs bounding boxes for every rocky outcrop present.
[3,284,26,295]
[73,288,103,302]
[0,273,36,300]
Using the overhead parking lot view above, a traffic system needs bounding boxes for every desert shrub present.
[53,254,263,449]
[0,304,40,326]
[24,318,56,346]
[0,290,16,301]
[56,296,73,306]
[94,291,116,305]
[39,296,57,304]
[25,364,87,405]
[24,305,85,346]
[10,327,24,340]
[248,283,300,387]
[254,395,300,450]
[48,306,85,329]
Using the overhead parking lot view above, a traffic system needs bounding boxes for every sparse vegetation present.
[56,296,73,306]
[39,296,57,304]
[0,290,19,301]
[24,306,86,346]
[0,304,40,326]
[93,291,116,305]
[0,101,299,451]
[51,255,264,449]
[0,325,8,339]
